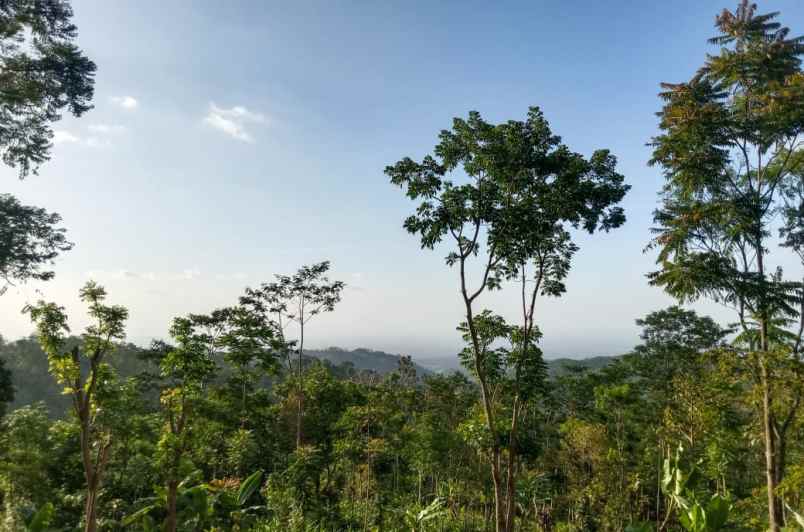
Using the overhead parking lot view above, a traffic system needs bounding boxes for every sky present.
[2,0,803,360]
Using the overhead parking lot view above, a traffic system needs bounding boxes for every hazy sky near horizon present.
[2,0,803,359]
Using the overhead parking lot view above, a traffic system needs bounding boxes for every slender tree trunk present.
[84,484,98,532]
[491,449,504,532]
[504,400,520,532]
[80,440,99,532]
[460,252,511,532]
[165,479,178,532]
[758,243,783,531]
[761,360,783,531]
[78,407,107,532]
[296,321,304,449]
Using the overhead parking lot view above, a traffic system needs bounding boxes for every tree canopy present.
[0,193,72,294]
[0,0,96,178]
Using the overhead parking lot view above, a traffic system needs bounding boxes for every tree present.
[25,281,128,532]
[387,106,629,531]
[0,403,53,528]
[0,193,72,294]
[147,314,220,532]
[629,306,730,395]
[647,2,804,528]
[0,0,96,178]
[242,261,345,449]
[218,305,282,426]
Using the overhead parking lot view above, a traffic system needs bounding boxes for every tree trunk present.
[78,407,106,532]
[463,270,512,532]
[504,405,519,532]
[296,322,304,449]
[760,360,783,531]
[84,486,98,532]
[165,479,178,532]
[491,450,505,532]
[757,238,784,531]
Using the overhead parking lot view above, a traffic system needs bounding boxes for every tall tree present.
[218,305,282,426]
[25,281,128,532]
[648,2,804,528]
[148,313,221,532]
[242,261,344,449]
[387,106,628,532]
[1,0,94,292]
[0,193,72,294]
[0,0,96,178]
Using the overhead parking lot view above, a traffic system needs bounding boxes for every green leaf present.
[705,495,730,530]
[783,501,804,529]
[237,469,263,506]
[25,502,54,532]
[122,504,157,526]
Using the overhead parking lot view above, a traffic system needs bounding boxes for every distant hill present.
[545,355,619,377]
[2,336,617,418]
[416,354,619,377]
[0,339,431,416]
[305,347,431,376]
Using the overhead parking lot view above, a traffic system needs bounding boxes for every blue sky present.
[2,0,803,359]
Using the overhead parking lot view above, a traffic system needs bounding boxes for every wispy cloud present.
[204,102,266,143]
[84,124,126,148]
[53,130,80,144]
[53,123,126,148]
[86,268,203,282]
[111,95,138,110]
[88,124,126,134]
[84,137,111,148]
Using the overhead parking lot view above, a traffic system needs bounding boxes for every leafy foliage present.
[0,193,72,294]
[647,2,804,529]
[0,0,96,178]
[388,105,629,532]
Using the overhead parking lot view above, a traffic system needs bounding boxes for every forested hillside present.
[419,355,617,377]
[0,304,790,531]
[0,336,615,416]
[1,1,803,531]
[1,339,431,416]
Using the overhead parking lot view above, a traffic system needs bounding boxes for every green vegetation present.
[0,0,96,178]
[386,104,628,532]
[647,2,804,529]
[0,0,802,531]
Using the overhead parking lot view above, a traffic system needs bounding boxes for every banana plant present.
[123,469,265,531]
[24,503,54,532]
[662,446,731,532]
[402,497,447,531]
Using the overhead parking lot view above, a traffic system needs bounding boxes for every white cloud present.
[84,137,111,148]
[111,96,138,109]
[204,102,266,143]
[88,124,126,134]
[52,124,126,148]
[80,124,126,148]
[53,130,80,144]
[85,268,203,282]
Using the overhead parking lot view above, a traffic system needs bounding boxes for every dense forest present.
[1,0,803,531]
